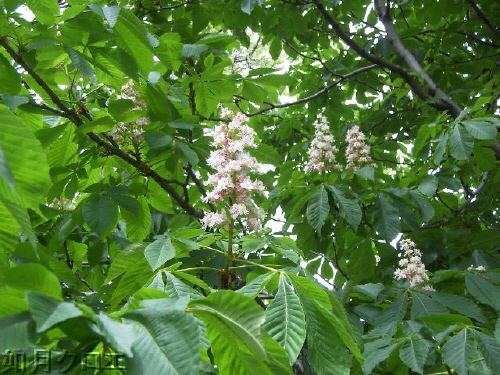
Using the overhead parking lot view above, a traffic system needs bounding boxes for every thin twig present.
[466,0,500,37]
[241,64,377,117]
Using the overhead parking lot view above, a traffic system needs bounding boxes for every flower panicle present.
[304,114,340,173]
[201,109,267,232]
[345,125,371,170]
[394,239,434,290]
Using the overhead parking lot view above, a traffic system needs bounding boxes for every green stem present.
[222,219,235,288]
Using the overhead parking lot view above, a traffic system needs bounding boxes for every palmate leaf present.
[476,331,500,374]
[431,292,487,324]
[236,271,276,298]
[26,292,82,333]
[374,194,400,242]
[82,194,119,237]
[0,311,38,352]
[124,309,201,375]
[399,337,429,374]
[0,104,50,208]
[144,236,176,271]
[298,293,350,375]
[263,274,306,365]
[328,185,362,230]
[465,273,500,311]
[188,291,290,375]
[442,328,476,375]
[288,274,363,363]
[449,124,474,160]
[461,118,498,140]
[306,186,330,232]
[2,263,62,299]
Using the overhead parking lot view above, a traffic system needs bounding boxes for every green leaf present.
[410,291,448,318]
[263,274,306,365]
[0,104,50,208]
[363,344,398,374]
[26,292,82,333]
[2,263,62,299]
[328,186,362,230]
[95,313,137,358]
[449,124,474,160]
[476,331,500,374]
[0,53,21,94]
[106,244,154,308]
[462,119,497,140]
[161,271,203,300]
[288,274,363,362]
[399,337,429,374]
[124,309,201,375]
[188,291,278,374]
[26,0,58,24]
[374,194,400,242]
[442,329,476,375]
[0,311,37,352]
[145,236,176,271]
[408,191,435,222]
[377,292,408,326]
[102,5,120,27]
[66,47,95,78]
[306,186,330,232]
[122,196,151,242]
[242,80,268,103]
[465,273,500,311]
[432,292,487,324]
[299,293,351,375]
[82,195,119,237]
[182,44,208,58]
[177,141,199,166]
[106,6,155,72]
[241,0,263,14]
[418,175,438,197]
[236,272,275,298]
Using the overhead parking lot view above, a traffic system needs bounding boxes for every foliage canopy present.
[0,0,499,374]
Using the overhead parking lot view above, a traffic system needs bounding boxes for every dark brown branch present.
[466,0,500,37]
[372,0,463,118]
[310,0,432,104]
[240,64,377,117]
[75,270,95,293]
[0,36,203,219]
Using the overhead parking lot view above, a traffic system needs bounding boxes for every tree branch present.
[0,36,203,219]
[372,0,463,118]
[310,0,432,104]
[466,0,500,37]
[240,64,377,117]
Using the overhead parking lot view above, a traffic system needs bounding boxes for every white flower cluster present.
[467,265,486,271]
[111,81,149,146]
[304,115,340,173]
[201,109,267,231]
[394,239,433,289]
[345,125,371,170]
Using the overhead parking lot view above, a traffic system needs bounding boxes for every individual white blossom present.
[345,125,371,170]
[201,109,267,231]
[394,239,433,289]
[304,114,340,173]
[467,265,486,272]
[110,81,149,146]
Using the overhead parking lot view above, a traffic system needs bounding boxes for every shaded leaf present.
[442,329,476,375]
[263,274,306,365]
[306,186,330,232]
